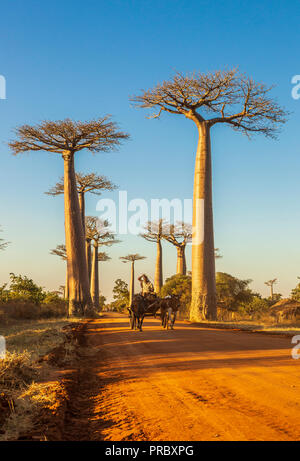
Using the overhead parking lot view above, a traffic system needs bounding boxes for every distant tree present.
[132,69,288,321]
[86,217,117,308]
[161,274,192,317]
[98,294,107,310]
[241,296,269,315]
[162,222,192,275]
[264,278,278,300]
[141,220,169,293]
[291,278,300,302]
[119,254,146,305]
[9,273,45,305]
[112,278,129,312]
[216,272,253,312]
[9,118,129,316]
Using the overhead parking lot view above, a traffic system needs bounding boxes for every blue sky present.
[0,0,300,300]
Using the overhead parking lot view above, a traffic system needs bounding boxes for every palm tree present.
[163,222,192,275]
[9,118,129,316]
[132,69,287,320]
[141,219,168,293]
[86,217,117,308]
[119,254,146,306]
[50,244,68,299]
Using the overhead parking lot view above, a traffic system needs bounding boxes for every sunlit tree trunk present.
[154,240,163,293]
[86,238,92,285]
[90,242,99,308]
[65,265,69,300]
[176,246,187,276]
[78,191,85,237]
[129,260,134,306]
[190,122,216,321]
[63,152,92,316]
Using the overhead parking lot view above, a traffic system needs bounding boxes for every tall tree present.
[9,118,129,316]
[265,278,277,300]
[50,244,68,299]
[132,69,287,320]
[141,220,168,293]
[163,222,192,275]
[46,172,116,236]
[86,216,117,308]
[119,254,146,305]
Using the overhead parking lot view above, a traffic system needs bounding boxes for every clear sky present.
[0,0,300,301]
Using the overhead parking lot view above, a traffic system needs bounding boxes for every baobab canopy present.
[9,117,130,155]
[131,69,288,138]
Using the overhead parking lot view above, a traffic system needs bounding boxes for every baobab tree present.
[46,172,116,235]
[0,227,9,251]
[265,278,278,300]
[141,220,169,293]
[120,254,146,306]
[86,216,117,308]
[132,69,287,320]
[50,244,68,299]
[9,118,129,316]
[163,222,192,275]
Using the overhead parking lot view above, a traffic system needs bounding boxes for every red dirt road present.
[61,313,300,441]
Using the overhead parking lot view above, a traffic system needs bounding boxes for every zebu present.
[159,295,180,330]
[128,293,180,331]
[145,294,180,330]
[128,294,148,331]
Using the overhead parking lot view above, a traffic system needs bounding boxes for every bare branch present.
[9,117,130,156]
[50,244,67,261]
[46,172,116,196]
[85,216,120,247]
[119,254,146,263]
[131,69,288,138]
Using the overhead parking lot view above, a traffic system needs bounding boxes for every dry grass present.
[0,317,83,440]
[0,299,68,322]
[0,317,81,359]
[193,319,300,336]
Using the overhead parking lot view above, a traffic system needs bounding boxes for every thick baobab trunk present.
[90,242,99,308]
[154,240,163,293]
[190,122,216,321]
[63,152,92,316]
[176,246,187,276]
[78,191,85,236]
[86,238,92,284]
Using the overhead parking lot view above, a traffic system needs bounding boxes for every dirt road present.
[58,313,300,441]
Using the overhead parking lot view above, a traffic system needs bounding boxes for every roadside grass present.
[191,319,300,336]
[0,317,83,440]
[0,317,82,359]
